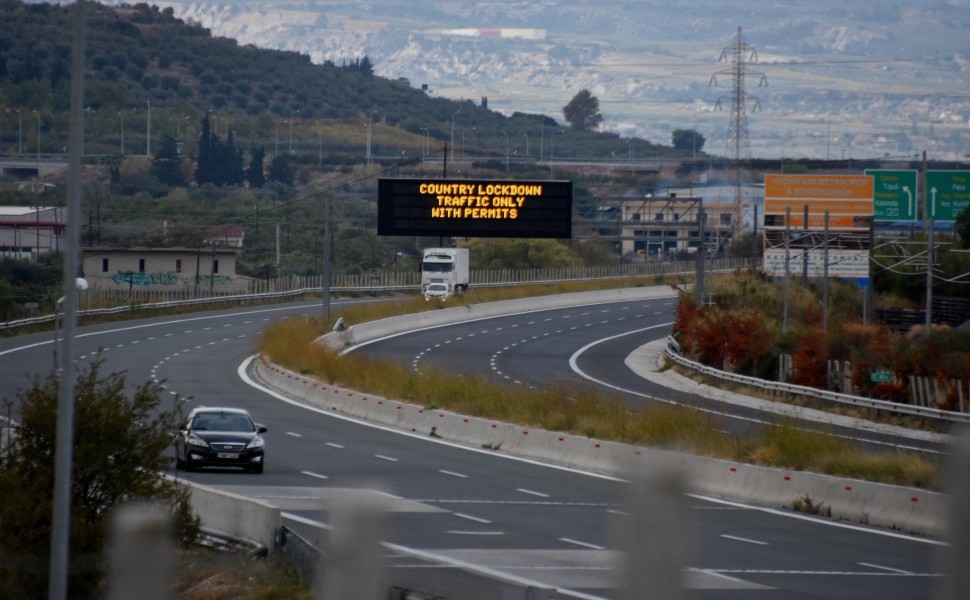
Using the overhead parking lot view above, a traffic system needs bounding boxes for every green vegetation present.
[0,0,673,173]
[675,271,970,406]
[0,358,198,598]
[258,282,940,490]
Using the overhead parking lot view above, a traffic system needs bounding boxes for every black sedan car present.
[174,406,267,473]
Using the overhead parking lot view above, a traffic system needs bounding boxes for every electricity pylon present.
[710,27,767,235]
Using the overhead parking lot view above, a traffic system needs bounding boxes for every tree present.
[562,89,603,132]
[671,129,705,154]
[151,133,185,187]
[246,144,266,188]
[195,114,244,187]
[267,154,294,186]
[194,113,216,185]
[0,359,198,598]
[956,204,970,249]
[358,55,374,76]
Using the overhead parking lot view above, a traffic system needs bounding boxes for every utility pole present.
[322,197,333,324]
[710,27,766,237]
[923,150,933,334]
[695,198,705,308]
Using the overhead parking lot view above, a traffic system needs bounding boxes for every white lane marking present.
[241,356,944,562]
[607,509,629,517]
[375,454,399,462]
[859,562,915,575]
[560,537,606,550]
[285,431,302,437]
[692,494,947,545]
[439,469,468,478]
[325,442,344,449]
[710,568,937,576]
[240,356,621,484]
[0,302,323,359]
[720,534,768,546]
[301,471,329,480]
[455,513,492,524]
[446,530,505,536]
[516,488,549,498]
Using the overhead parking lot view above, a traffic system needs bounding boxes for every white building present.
[82,246,249,294]
[0,206,65,260]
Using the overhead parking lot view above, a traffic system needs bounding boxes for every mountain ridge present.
[121,0,970,160]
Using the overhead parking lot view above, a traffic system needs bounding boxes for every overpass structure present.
[0,156,69,180]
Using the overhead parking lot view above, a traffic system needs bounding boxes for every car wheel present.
[250,463,264,474]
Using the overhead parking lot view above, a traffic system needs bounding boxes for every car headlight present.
[186,433,209,448]
[246,437,265,450]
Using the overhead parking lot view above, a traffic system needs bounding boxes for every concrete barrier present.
[320,285,679,350]
[182,479,281,549]
[248,354,945,537]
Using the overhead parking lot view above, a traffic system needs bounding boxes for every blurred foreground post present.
[106,503,173,600]
[616,457,692,600]
[315,491,389,600]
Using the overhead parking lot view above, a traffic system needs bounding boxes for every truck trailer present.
[421,248,469,296]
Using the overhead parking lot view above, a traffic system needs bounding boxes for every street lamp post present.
[145,99,151,156]
[366,112,372,163]
[36,111,41,160]
[450,111,460,161]
[289,110,298,154]
[18,109,23,154]
[505,132,509,172]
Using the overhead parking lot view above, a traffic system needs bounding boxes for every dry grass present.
[258,288,941,490]
[173,548,310,600]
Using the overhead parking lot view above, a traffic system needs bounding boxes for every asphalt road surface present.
[0,298,946,599]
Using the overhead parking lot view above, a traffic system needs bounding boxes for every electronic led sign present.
[377,178,573,238]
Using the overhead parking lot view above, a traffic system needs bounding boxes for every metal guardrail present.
[0,262,718,333]
[0,288,323,331]
[665,336,970,425]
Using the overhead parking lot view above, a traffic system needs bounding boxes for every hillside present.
[118,0,970,161]
[0,0,678,166]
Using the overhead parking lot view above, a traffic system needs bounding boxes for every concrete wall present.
[321,285,680,350]
[249,354,944,537]
[184,480,281,549]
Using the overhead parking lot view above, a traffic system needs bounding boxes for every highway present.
[0,297,945,599]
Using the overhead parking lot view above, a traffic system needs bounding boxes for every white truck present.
[421,248,469,299]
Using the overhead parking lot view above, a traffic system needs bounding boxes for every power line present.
[710,27,766,235]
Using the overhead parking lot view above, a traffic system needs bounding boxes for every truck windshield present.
[422,262,454,273]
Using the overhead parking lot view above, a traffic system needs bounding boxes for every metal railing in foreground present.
[665,336,970,425]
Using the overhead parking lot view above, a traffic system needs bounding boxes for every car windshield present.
[192,413,254,432]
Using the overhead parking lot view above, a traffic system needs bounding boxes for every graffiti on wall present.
[110,271,232,286]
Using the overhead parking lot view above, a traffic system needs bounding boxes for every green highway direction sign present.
[865,169,917,221]
[870,372,893,383]
[927,170,970,222]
